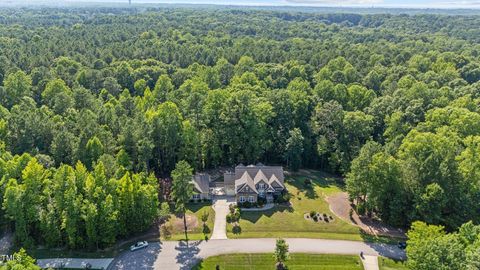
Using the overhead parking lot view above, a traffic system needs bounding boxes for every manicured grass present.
[360,233,406,245]
[165,202,215,241]
[227,170,362,241]
[379,257,408,270]
[192,253,364,270]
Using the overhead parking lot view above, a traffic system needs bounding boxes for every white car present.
[130,241,149,251]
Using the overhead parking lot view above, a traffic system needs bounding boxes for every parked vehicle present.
[130,241,149,251]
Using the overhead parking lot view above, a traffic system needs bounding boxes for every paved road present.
[0,232,12,254]
[38,258,113,269]
[210,197,234,240]
[109,238,405,270]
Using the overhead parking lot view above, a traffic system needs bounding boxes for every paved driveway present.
[210,196,235,240]
[109,238,405,270]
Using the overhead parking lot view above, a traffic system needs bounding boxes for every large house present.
[224,164,285,203]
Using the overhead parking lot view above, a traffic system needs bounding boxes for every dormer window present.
[259,183,265,189]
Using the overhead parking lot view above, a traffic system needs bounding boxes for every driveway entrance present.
[211,196,235,240]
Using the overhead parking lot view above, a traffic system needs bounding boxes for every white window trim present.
[248,196,255,203]
[193,194,200,199]
[239,196,246,203]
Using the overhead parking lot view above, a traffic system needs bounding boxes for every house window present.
[248,196,255,203]
[259,183,265,189]
[193,194,200,200]
[239,196,246,203]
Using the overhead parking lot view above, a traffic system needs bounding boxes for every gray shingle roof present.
[192,173,210,194]
[230,164,284,194]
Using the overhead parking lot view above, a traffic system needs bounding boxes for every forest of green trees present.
[0,7,479,256]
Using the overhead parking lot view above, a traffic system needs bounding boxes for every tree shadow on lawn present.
[240,204,294,223]
[287,176,319,199]
[185,202,212,213]
[286,170,344,200]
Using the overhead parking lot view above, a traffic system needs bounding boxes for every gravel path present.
[326,192,406,238]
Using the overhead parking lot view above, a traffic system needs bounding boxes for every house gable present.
[255,179,269,189]
[237,182,257,194]
[232,164,284,199]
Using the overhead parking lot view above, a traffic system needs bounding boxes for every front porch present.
[258,192,274,203]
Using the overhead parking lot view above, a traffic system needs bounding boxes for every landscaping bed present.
[304,211,335,223]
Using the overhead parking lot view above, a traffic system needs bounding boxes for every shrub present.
[310,210,317,218]
[203,224,210,234]
[232,224,242,234]
[233,211,240,222]
[229,204,236,214]
[158,202,171,221]
[258,196,266,207]
[161,223,173,239]
[201,211,209,224]
[313,215,318,222]
[357,203,366,215]
[227,206,241,223]
[239,201,254,208]
[274,190,291,203]
[304,179,312,188]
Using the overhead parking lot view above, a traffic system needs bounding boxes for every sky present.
[10,0,480,9]
[59,0,480,8]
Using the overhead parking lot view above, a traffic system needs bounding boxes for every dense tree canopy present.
[406,221,480,270]
[0,6,479,250]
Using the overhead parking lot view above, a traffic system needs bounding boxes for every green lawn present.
[192,253,364,270]
[379,257,408,270]
[165,202,215,241]
[227,170,362,241]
